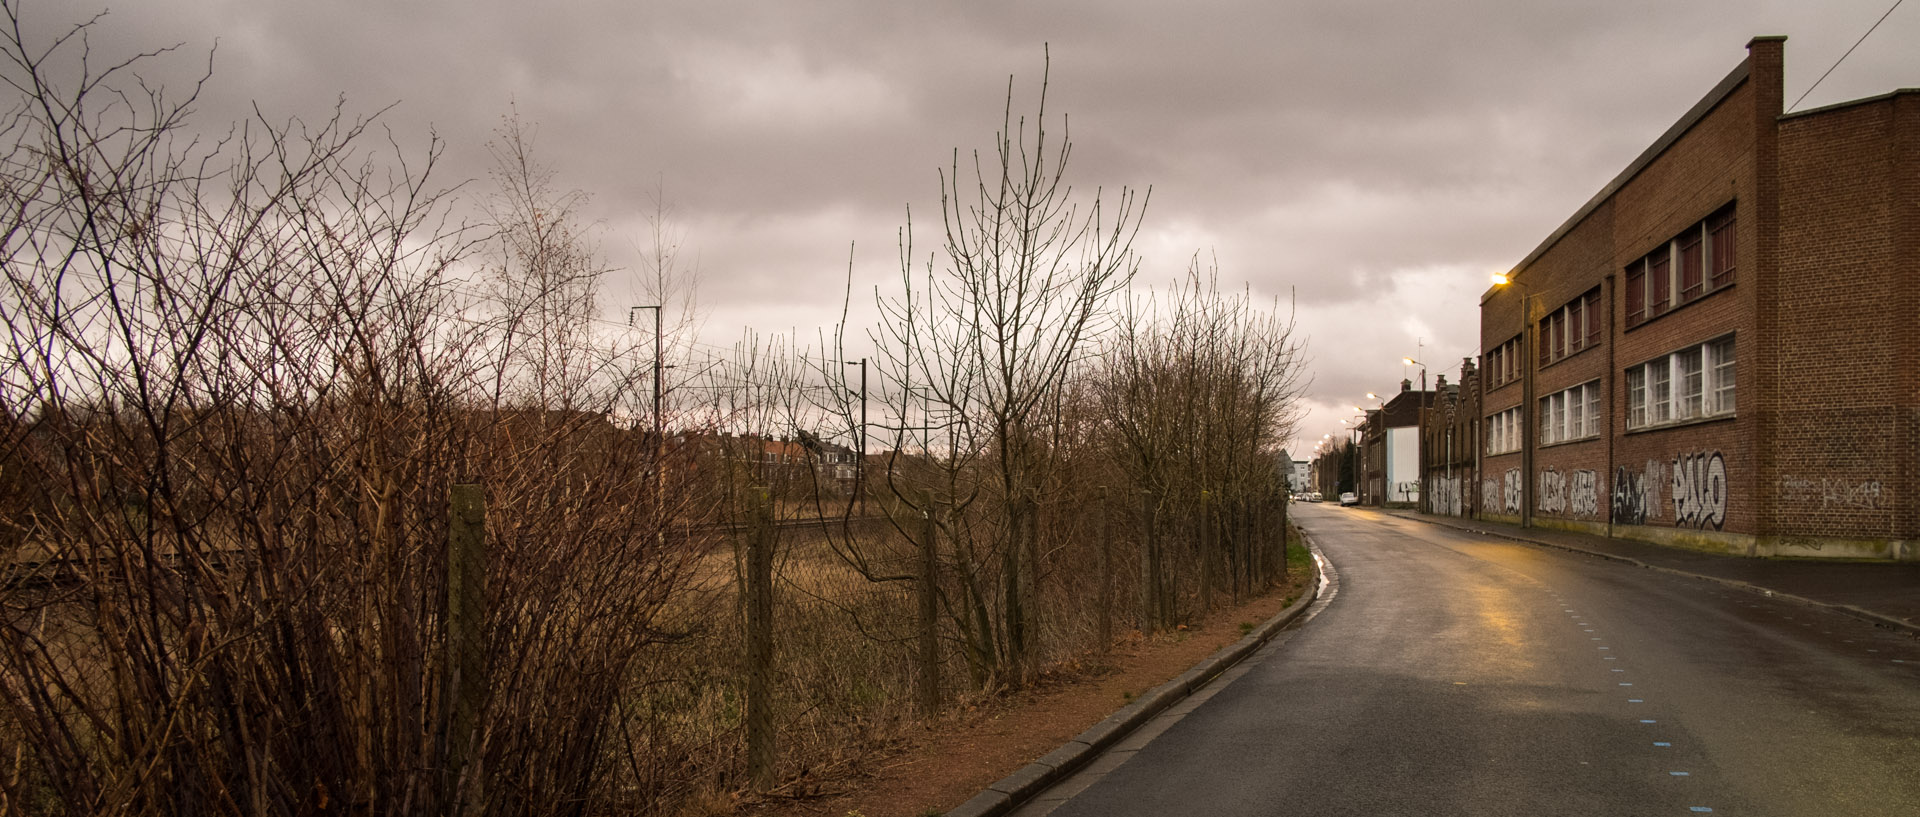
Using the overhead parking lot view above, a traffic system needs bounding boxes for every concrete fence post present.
[917,504,941,717]
[745,486,776,791]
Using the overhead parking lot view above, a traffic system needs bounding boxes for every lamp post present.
[1490,273,1536,527]
[1352,394,1382,504]
[1320,433,1334,497]
[1339,412,1367,501]
[1403,357,1428,510]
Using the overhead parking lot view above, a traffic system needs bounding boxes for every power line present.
[1789,0,1907,112]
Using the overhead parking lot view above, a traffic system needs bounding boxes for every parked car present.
[1338,492,1359,506]
[1308,491,1323,502]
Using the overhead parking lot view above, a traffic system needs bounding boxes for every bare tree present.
[1097,254,1308,628]
[836,51,1147,687]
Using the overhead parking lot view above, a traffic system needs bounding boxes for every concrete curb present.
[944,533,1328,817]
[1394,512,1920,638]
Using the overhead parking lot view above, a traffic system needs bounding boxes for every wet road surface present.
[1014,504,1920,816]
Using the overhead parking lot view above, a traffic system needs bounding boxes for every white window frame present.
[1626,336,1735,430]
[1709,336,1735,414]
[1626,367,1646,428]
[1539,380,1601,446]
[1675,347,1703,420]
[1486,406,1523,455]
[1585,385,1602,438]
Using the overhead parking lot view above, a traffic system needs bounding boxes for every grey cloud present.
[20,0,1918,452]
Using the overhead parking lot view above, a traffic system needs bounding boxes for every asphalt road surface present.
[1019,504,1920,816]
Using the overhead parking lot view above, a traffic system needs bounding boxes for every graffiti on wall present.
[1538,467,1600,518]
[1778,475,1887,510]
[1394,481,1421,503]
[1569,469,1599,518]
[1482,477,1502,515]
[1612,459,1663,526]
[1427,474,1465,517]
[1537,468,1567,514]
[1671,451,1728,530]
[1503,468,1523,514]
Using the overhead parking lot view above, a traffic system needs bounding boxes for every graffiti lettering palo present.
[1671,451,1728,530]
[1482,477,1502,514]
[1503,468,1523,514]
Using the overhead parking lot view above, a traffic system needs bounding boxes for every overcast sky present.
[30,0,1919,456]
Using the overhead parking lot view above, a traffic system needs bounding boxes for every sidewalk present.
[1381,509,1920,635]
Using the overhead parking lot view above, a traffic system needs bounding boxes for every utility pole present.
[631,305,664,526]
[1404,352,1428,510]
[844,358,867,515]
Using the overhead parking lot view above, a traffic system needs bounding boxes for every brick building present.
[1475,36,1919,559]
[1420,361,1479,517]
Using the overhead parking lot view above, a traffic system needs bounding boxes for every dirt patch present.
[748,562,1315,817]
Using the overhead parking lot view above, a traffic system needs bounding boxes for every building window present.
[1709,335,1735,413]
[1707,206,1736,289]
[1626,367,1646,428]
[1625,201,1737,328]
[1486,406,1523,455]
[1586,383,1602,436]
[1675,346,1703,419]
[1626,335,1736,430]
[1539,380,1602,446]
[1650,358,1671,424]
[1539,287,1602,366]
[1485,335,1522,388]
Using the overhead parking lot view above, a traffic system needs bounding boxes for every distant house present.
[1279,450,1312,495]
[1360,381,1433,507]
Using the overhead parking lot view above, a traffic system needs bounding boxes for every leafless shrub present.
[0,6,704,814]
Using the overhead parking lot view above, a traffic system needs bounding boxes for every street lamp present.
[1404,356,1429,511]
[1490,272,1538,527]
[1339,412,1367,500]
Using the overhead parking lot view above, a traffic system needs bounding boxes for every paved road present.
[1019,504,1920,816]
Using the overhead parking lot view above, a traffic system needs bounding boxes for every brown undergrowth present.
[737,534,1315,817]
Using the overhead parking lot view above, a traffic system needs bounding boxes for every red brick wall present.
[1472,39,1919,550]
[1768,91,1916,539]
[1605,55,1763,536]
[1524,203,1614,523]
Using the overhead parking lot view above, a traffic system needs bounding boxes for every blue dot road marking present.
[1691,808,1714,813]
[1629,699,1644,703]
[1620,683,1633,686]
[1671,771,1691,776]
[1654,742,1672,747]
[1641,719,1657,724]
